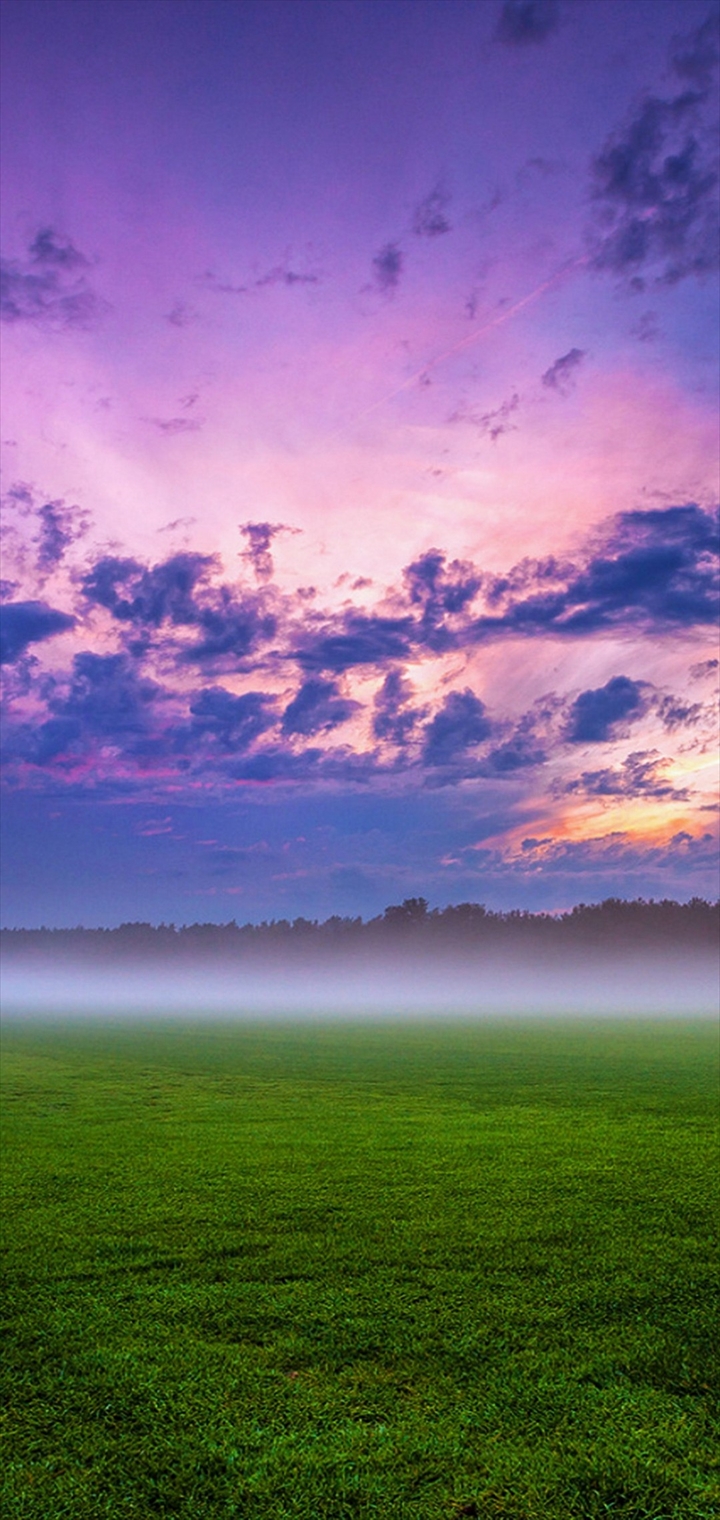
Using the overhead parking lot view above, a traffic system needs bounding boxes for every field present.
[1,1017,718,1519]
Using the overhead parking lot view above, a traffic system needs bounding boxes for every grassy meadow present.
[1,1016,718,1519]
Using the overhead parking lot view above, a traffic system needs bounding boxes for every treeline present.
[2,897,718,964]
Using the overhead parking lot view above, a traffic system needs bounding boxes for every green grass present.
[1,1017,718,1519]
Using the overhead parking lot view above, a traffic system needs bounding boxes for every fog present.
[2,946,717,1022]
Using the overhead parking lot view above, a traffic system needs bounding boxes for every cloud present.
[189,592,277,664]
[373,669,425,746]
[0,229,106,328]
[482,732,547,774]
[187,687,277,752]
[404,550,481,617]
[3,503,717,799]
[565,675,647,743]
[282,677,359,736]
[671,10,720,92]
[452,392,520,441]
[541,347,586,392]
[28,229,86,268]
[690,657,719,680]
[202,261,319,300]
[238,521,291,582]
[0,483,90,579]
[294,611,415,672]
[496,0,559,47]
[166,302,197,327]
[506,827,716,888]
[412,186,451,237]
[562,750,689,801]
[655,694,704,731]
[422,689,493,767]
[403,549,481,646]
[82,553,216,627]
[115,502,716,681]
[371,243,403,292]
[82,551,277,664]
[35,498,91,574]
[631,311,660,343]
[254,264,318,289]
[148,417,203,435]
[57,651,160,740]
[201,271,248,295]
[224,745,328,783]
[0,601,75,664]
[589,16,719,286]
[4,651,163,767]
[476,503,719,638]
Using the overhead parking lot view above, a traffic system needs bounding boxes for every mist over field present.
[3,899,717,1020]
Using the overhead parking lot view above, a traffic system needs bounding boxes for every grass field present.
[1,1017,718,1519]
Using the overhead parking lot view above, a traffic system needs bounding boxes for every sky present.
[0,0,718,927]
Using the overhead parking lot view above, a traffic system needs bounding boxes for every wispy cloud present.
[146,416,204,435]
[589,14,719,287]
[561,750,689,801]
[541,347,586,393]
[0,601,75,664]
[412,185,451,238]
[0,229,107,329]
[371,242,403,293]
[496,0,559,47]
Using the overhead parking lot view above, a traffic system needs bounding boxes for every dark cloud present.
[0,229,106,328]
[372,243,403,292]
[403,549,481,647]
[82,551,276,664]
[0,601,75,664]
[188,590,277,664]
[239,521,290,582]
[36,499,90,574]
[422,689,493,766]
[655,694,704,731]
[590,17,719,286]
[29,229,88,269]
[4,502,717,798]
[412,186,451,238]
[187,687,277,751]
[373,669,425,746]
[562,750,689,801]
[5,652,163,767]
[227,745,324,783]
[295,611,415,672]
[82,553,215,627]
[541,348,586,392]
[475,504,719,638]
[282,678,359,737]
[59,652,161,740]
[496,0,559,46]
[252,503,717,676]
[565,675,647,743]
[671,11,720,92]
[482,732,547,774]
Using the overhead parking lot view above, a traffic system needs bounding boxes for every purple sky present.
[1,0,718,926]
